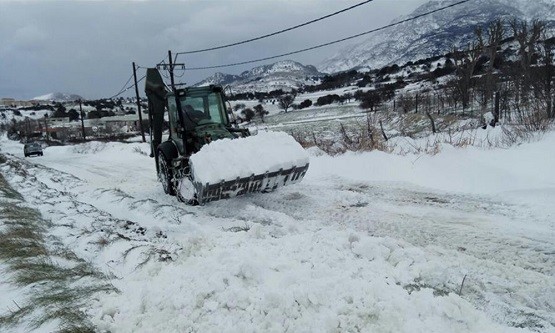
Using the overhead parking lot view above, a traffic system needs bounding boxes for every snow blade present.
[186,131,310,205]
[192,163,309,204]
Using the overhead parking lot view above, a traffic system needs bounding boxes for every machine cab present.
[167,86,233,156]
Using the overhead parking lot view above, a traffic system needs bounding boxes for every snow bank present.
[190,131,309,184]
[308,129,555,196]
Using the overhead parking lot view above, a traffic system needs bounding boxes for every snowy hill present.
[33,92,83,102]
[195,72,241,87]
[319,0,555,73]
[195,60,323,93]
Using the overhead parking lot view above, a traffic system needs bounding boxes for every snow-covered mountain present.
[33,92,83,102]
[196,72,241,87]
[320,0,555,73]
[195,60,323,93]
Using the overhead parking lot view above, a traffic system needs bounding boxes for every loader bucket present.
[192,164,309,204]
[186,131,309,204]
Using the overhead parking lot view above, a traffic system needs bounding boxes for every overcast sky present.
[0,0,427,100]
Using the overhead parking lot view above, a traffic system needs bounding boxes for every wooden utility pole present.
[25,118,30,140]
[426,111,437,134]
[415,94,419,114]
[132,62,146,142]
[44,116,49,141]
[168,50,176,89]
[157,50,184,90]
[79,99,86,141]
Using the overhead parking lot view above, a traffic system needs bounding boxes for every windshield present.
[180,91,228,126]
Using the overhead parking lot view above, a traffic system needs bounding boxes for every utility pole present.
[79,99,86,141]
[415,94,419,114]
[132,62,146,142]
[25,118,30,140]
[168,50,176,89]
[157,50,184,90]
[44,116,49,141]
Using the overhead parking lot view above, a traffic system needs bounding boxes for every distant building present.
[98,114,141,132]
[1,98,16,106]
[47,117,71,125]
[1,98,39,107]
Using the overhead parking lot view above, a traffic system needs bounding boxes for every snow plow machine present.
[145,68,309,205]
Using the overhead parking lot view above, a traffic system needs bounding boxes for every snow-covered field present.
[0,129,554,332]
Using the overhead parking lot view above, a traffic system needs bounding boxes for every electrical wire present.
[185,0,471,70]
[109,74,134,99]
[108,74,146,99]
[175,0,376,56]
[107,57,166,99]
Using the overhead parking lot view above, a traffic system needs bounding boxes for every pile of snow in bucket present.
[189,131,309,184]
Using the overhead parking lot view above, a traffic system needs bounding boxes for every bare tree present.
[233,103,246,112]
[278,94,295,113]
[435,90,447,114]
[511,19,545,105]
[530,33,554,118]
[476,20,504,112]
[253,104,268,122]
[543,37,555,118]
[420,92,433,115]
[241,108,255,122]
[398,94,415,113]
[450,43,482,111]
[359,91,381,112]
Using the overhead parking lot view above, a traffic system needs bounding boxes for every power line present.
[175,0,376,56]
[109,74,146,99]
[185,0,471,71]
[156,58,168,67]
[110,73,134,98]
[105,56,165,100]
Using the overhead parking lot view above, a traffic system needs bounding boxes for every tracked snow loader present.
[145,68,309,204]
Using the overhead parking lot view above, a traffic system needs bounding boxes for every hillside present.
[319,0,555,73]
[195,60,323,93]
[33,92,83,102]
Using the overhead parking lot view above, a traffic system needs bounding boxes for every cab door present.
[167,95,185,155]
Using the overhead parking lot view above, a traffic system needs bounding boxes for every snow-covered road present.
[1,131,554,332]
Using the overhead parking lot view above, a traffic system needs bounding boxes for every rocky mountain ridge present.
[319,0,555,73]
[194,60,323,93]
[33,92,84,102]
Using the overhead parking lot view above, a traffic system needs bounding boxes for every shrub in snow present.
[241,108,255,122]
[298,99,312,109]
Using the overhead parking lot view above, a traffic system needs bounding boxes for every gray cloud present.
[0,0,426,99]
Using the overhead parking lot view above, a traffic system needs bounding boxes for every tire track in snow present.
[243,177,555,331]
